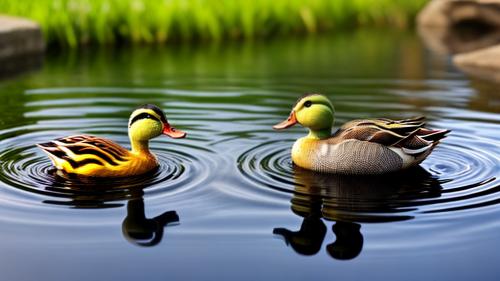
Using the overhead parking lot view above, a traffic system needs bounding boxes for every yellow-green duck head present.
[273,94,335,138]
[128,104,186,142]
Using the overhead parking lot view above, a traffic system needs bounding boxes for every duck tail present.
[418,129,451,142]
[394,128,450,157]
[37,141,62,156]
[37,141,67,168]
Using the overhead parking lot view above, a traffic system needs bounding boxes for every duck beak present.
[273,111,297,130]
[163,123,186,139]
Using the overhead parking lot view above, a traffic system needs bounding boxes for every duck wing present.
[336,116,450,155]
[37,135,130,170]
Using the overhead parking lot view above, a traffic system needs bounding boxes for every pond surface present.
[0,29,499,281]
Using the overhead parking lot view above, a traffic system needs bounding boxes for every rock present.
[417,0,452,28]
[418,0,500,29]
[454,45,500,82]
[0,15,45,60]
[418,0,500,82]
[418,24,500,54]
[417,0,500,54]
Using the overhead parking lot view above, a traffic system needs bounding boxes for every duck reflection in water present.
[122,190,179,247]
[274,165,443,260]
[43,169,179,247]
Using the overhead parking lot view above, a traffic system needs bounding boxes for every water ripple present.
[0,93,218,226]
[0,81,498,245]
[237,133,500,221]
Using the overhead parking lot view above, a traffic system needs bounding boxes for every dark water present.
[0,30,499,281]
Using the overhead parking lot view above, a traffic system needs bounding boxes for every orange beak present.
[162,123,186,139]
[273,111,298,130]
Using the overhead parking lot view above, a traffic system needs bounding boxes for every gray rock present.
[418,0,500,82]
[418,0,500,29]
[418,0,500,54]
[454,45,500,82]
[0,15,45,60]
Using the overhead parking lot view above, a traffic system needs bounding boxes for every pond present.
[0,29,499,280]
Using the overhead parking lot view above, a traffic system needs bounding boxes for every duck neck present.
[307,128,331,140]
[130,137,151,155]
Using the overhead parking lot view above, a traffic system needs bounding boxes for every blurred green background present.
[0,0,427,47]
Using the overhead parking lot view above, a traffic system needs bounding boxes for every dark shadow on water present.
[42,168,179,247]
[326,222,363,260]
[122,190,179,247]
[0,54,44,81]
[273,166,443,260]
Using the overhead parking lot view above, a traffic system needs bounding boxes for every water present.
[0,29,499,280]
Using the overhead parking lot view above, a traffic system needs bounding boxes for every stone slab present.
[454,45,500,82]
[0,15,45,60]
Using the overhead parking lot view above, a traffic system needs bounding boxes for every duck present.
[273,94,450,175]
[37,104,186,177]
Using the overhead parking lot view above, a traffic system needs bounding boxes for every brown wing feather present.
[338,125,405,146]
[38,135,130,170]
[335,117,449,153]
[57,135,129,160]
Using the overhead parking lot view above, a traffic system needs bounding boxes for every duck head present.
[128,104,186,143]
[273,94,334,139]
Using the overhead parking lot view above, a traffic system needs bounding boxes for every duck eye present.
[304,101,312,108]
[146,114,157,121]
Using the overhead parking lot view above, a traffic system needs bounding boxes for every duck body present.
[38,135,158,177]
[38,104,186,178]
[290,117,448,175]
[274,94,450,175]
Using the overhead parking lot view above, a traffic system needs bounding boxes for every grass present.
[0,0,428,47]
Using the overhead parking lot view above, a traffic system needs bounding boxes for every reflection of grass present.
[0,0,427,47]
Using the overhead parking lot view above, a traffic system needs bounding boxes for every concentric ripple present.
[0,141,205,207]
[0,91,219,226]
[2,31,500,278]
[237,133,500,221]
